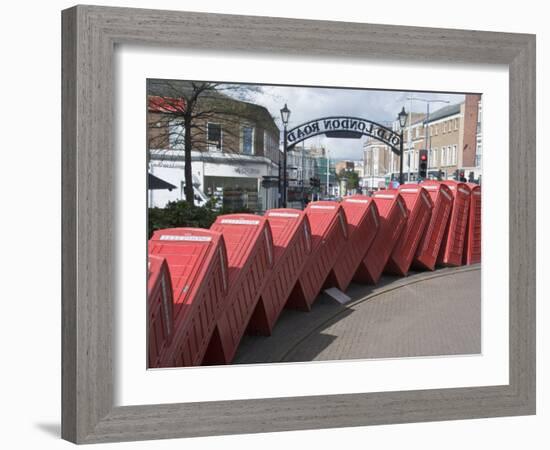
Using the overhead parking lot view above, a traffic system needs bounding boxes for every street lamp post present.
[301,142,305,209]
[326,149,330,196]
[407,95,413,182]
[280,104,291,207]
[397,106,408,185]
[424,103,431,173]
[277,147,282,207]
[399,130,404,184]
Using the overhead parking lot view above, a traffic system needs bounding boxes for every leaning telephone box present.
[328,196,380,291]
[287,201,348,311]
[354,192,408,284]
[203,214,274,364]
[463,184,482,265]
[437,181,471,266]
[413,181,454,271]
[147,255,174,368]
[385,185,433,276]
[148,228,228,368]
[247,209,312,336]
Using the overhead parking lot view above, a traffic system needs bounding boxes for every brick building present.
[147,80,281,211]
[362,94,482,186]
[363,113,424,190]
[334,160,355,175]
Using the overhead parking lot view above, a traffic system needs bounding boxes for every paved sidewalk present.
[234,265,481,364]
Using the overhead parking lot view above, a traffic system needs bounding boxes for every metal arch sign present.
[286,116,402,153]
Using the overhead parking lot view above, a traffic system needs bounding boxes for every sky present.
[230,84,465,161]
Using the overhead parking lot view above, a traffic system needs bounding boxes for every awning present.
[148,173,177,191]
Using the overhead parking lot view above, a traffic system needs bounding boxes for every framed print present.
[61,5,535,444]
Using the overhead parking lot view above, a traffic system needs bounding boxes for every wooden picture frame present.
[61,5,536,444]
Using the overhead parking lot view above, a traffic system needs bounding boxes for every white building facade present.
[148,150,280,211]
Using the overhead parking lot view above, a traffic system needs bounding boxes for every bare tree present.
[147,80,273,206]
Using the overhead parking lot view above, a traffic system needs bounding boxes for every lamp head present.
[280,103,291,126]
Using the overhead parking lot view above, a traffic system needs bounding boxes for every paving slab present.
[234,265,481,364]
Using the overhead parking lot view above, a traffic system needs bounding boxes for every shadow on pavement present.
[234,294,355,364]
[282,332,338,363]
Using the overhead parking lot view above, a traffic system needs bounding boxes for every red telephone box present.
[287,201,348,311]
[354,192,408,284]
[328,195,380,291]
[463,184,482,264]
[148,228,228,367]
[385,185,433,276]
[247,209,312,335]
[437,181,471,266]
[203,214,274,364]
[414,181,454,271]
[147,255,174,368]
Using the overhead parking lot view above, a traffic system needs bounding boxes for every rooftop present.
[412,103,462,125]
[147,79,279,134]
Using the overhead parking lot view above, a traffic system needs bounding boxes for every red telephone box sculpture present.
[463,183,482,264]
[287,201,348,311]
[203,215,274,364]
[385,185,433,276]
[437,181,471,266]
[247,209,312,335]
[414,181,454,271]
[328,196,380,291]
[148,228,228,367]
[354,192,408,284]
[147,255,174,368]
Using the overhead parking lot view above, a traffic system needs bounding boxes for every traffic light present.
[418,149,428,179]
